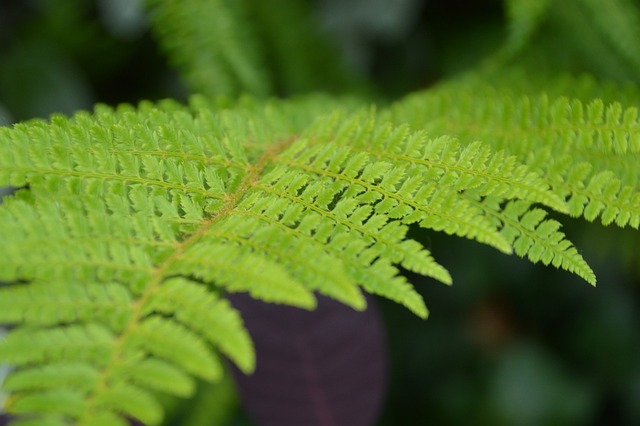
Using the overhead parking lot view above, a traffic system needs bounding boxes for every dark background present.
[1,1,638,425]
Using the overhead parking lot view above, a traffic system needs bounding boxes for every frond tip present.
[502,201,596,285]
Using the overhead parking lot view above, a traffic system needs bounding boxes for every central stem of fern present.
[78,136,298,423]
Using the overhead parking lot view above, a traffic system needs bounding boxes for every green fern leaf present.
[7,390,86,418]
[245,0,358,94]
[115,357,195,397]
[0,93,603,424]
[146,0,271,97]
[388,84,640,228]
[0,282,132,332]
[503,0,551,55]
[87,381,163,426]
[472,196,596,284]
[573,0,640,75]
[143,277,254,373]
[128,316,222,381]
[170,242,317,309]
[0,324,114,367]
[146,0,357,98]
[3,363,99,394]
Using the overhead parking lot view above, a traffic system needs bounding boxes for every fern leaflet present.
[0,94,598,424]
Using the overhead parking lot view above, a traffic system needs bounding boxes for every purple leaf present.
[229,293,388,426]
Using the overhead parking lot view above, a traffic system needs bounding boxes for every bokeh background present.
[1,1,639,425]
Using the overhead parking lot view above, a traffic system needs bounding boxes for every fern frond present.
[146,0,358,98]
[460,67,640,107]
[0,192,166,288]
[388,84,640,228]
[245,0,359,95]
[470,195,596,284]
[8,390,86,420]
[0,282,132,332]
[572,0,640,75]
[126,316,222,381]
[308,112,568,239]
[84,381,163,425]
[0,93,602,424]
[170,242,317,309]
[121,358,195,397]
[197,214,367,310]
[3,363,99,394]
[497,0,640,84]
[502,0,551,55]
[0,324,114,367]
[542,0,640,82]
[4,361,190,423]
[143,277,254,373]
[146,0,271,97]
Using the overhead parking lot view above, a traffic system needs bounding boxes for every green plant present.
[1,0,639,424]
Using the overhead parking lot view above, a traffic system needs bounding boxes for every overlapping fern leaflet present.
[570,0,640,75]
[450,66,640,107]
[496,0,640,83]
[0,100,259,425]
[147,0,272,97]
[387,78,640,231]
[245,0,358,95]
[502,0,550,56]
[0,92,595,424]
[0,97,348,425]
[146,0,356,98]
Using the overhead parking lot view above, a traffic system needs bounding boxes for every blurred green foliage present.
[1,0,638,425]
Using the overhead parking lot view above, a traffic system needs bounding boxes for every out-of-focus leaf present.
[230,293,387,426]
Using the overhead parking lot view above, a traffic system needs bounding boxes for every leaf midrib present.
[77,137,297,423]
